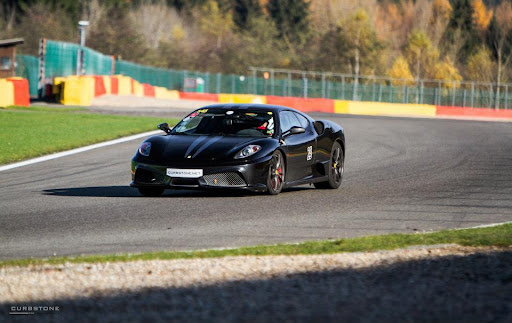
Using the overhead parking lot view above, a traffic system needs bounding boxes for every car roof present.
[197,103,309,116]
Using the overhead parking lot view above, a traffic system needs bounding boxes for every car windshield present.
[171,108,275,137]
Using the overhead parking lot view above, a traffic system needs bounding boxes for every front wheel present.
[266,150,285,195]
[138,187,164,197]
[314,141,343,189]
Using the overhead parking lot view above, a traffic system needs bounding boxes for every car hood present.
[152,134,270,163]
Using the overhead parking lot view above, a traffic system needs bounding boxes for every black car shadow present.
[42,186,312,198]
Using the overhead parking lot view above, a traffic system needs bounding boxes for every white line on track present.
[452,221,512,230]
[0,130,162,172]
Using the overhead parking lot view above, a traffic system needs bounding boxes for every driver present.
[257,117,274,136]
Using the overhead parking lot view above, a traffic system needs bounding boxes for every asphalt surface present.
[1,110,512,260]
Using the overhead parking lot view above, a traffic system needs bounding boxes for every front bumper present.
[130,157,271,192]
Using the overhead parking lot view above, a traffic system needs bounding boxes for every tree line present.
[1,0,511,85]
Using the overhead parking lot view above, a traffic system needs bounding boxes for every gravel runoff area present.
[1,245,511,322]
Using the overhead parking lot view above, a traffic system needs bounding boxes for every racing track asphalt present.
[1,111,512,259]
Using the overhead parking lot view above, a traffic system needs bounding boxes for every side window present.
[292,112,309,129]
[279,111,300,133]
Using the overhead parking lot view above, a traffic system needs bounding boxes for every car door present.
[279,111,317,182]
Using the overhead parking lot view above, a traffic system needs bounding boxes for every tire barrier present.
[132,79,144,97]
[102,76,111,95]
[218,94,267,104]
[7,78,30,106]
[0,79,15,107]
[114,75,132,96]
[51,75,179,106]
[61,76,94,106]
[266,96,334,113]
[335,100,436,117]
[93,76,107,97]
[155,87,179,100]
[436,105,512,119]
[178,92,219,101]
[0,78,30,107]
[143,84,155,97]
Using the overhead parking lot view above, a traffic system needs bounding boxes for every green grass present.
[0,106,178,164]
[1,223,510,268]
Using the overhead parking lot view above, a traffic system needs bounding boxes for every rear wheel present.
[314,141,343,189]
[266,150,285,195]
[138,187,164,197]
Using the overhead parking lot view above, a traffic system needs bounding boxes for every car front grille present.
[203,172,247,187]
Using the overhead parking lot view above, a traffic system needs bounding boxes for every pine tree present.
[442,0,479,61]
[232,0,262,30]
[266,0,310,46]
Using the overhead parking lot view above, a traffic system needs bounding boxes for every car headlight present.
[138,142,151,156]
[235,145,261,159]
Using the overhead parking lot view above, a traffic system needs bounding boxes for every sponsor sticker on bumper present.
[166,168,203,178]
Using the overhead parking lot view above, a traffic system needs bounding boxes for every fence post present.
[438,81,442,105]
[451,81,456,106]
[216,73,221,94]
[401,79,405,103]
[489,83,494,108]
[420,80,424,104]
[378,83,383,102]
[37,38,46,99]
[183,70,188,92]
[372,78,376,102]
[470,82,475,108]
[321,73,326,98]
[462,89,466,107]
[270,69,275,96]
[205,72,210,93]
[231,74,235,94]
[288,72,292,96]
[302,73,308,98]
[505,85,509,109]
[341,76,345,100]
[352,75,358,101]
[494,84,499,110]
[390,81,394,103]
[252,69,257,94]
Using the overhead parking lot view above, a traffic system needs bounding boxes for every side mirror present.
[157,122,171,134]
[283,126,306,138]
[290,126,306,135]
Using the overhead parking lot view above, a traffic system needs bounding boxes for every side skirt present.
[283,175,329,188]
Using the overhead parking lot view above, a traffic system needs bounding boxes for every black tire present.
[138,187,165,197]
[314,141,344,189]
[266,150,285,195]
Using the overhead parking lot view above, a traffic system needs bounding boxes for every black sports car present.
[131,104,345,196]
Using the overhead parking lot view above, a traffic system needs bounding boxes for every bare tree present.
[487,1,512,109]
[130,2,183,49]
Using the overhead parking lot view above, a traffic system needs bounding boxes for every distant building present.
[0,38,24,78]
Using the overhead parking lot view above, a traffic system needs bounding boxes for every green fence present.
[16,39,512,109]
[114,60,248,94]
[115,60,181,89]
[248,68,512,109]
[44,40,113,78]
[15,55,39,97]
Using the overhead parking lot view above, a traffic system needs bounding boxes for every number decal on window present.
[307,146,313,161]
